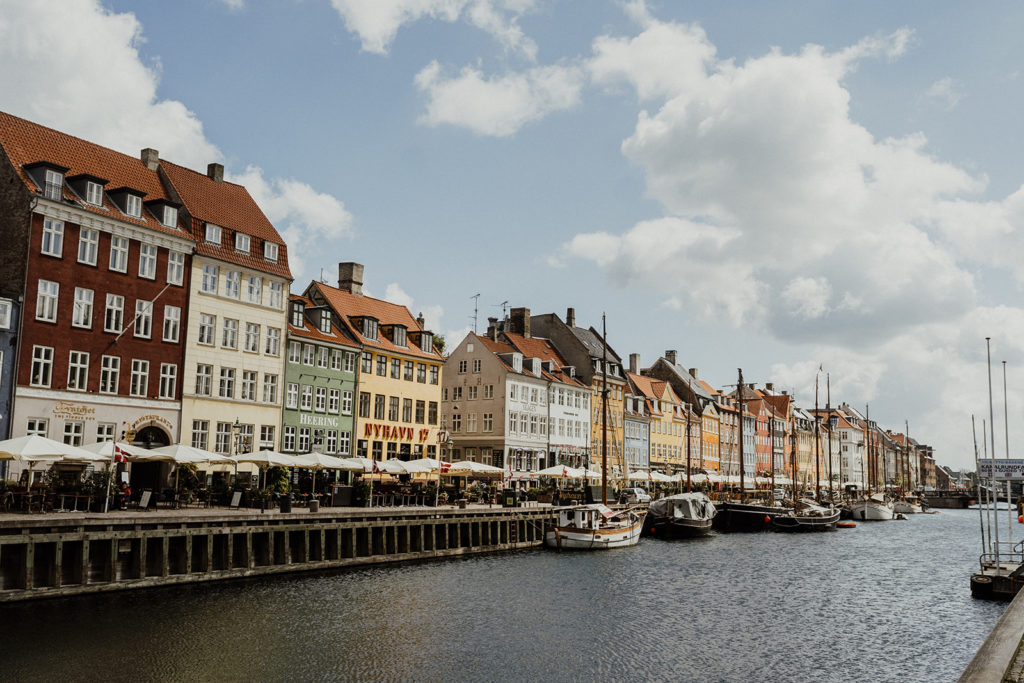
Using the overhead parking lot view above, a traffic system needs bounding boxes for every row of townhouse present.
[0,112,445,477]
[441,306,936,490]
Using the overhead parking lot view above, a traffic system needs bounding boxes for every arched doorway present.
[129,425,171,495]
[133,425,170,449]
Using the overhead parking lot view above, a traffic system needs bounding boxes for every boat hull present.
[712,502,780,532]
[646,517,714,539]
[544,515,645,549]
[851,501,894,521]
[771,509,840,531]
[892,501,923,514]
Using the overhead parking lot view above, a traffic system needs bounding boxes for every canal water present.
[0,508,1008,681]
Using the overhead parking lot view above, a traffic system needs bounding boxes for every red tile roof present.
[287,294,359,346]
[0,110,188,238]
[499,332,588,387]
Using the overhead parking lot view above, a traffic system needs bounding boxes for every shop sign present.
[299,414,339,428]
[131,414,175,431]
[978,459,1024,480]
[52,401,96,421]
[362,423,432,443]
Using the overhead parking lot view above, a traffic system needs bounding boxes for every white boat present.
[545,504,646,550]
[851,493,894,521]
[893,495,924,514]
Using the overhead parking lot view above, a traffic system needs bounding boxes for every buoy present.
[650,528,656,534]
[837,521,856,528]
[1018,515,1023,524]
[764,516,771,523]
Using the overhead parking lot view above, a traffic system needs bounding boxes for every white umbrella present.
[292,452,362,470]
[78,440,154,462]
[650,471,673,483]
[403,457,450,473]
[628,470,651,482]
[148,443,236,465]
[232,449,295,467]
[446,460,504,475]
[0,434,94,461]
[344,457,408,474]
[531,465,580,478]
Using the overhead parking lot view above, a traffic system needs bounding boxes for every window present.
[317,347,329,368]
[167,251,185,285]
[96,422,116,442]
[247,276,262,304]
[458,360,467,374]
[328,389,340,413]
[162,305,181,342]
[159,363,177,398]
[67,351,89,391]
[453,387,463,401]
[268,282,283,309]
[473,359,482,373]
[72,287,93,328]
[376,355,387,376]
[331,349,342,370]
[26,418,48,437]
[215,422,232,454]
[219,368,235,398]
[138,244,157,279]
[109,236,128,272]
[326,430,338,454]
[264,241,279,262]
[162,206,178,228]
[303,344,315,366]
[263,374,279,403]
[290,302,304,327]
[134,300,152,338]
[341,391,353,415]
[195,364,212,396]
[391,358,401,379]
[298,428,310,453]
[130,359,149,397]
[205,223,221,245]
[429,365,439,385]
[339,431,351,456]
[417,363,426,383]
[319,309,331,333]
[99,355,120,394]
[344,352,356,373]
[224,271,240,299]
[78,228,98,265]
[315,387,327,412]
[421,332,433,353]
[394,326,407,347]
[415,400,425,424]
[0,299,10,329]
[361,352,372,373]
[388,396,399,421]
[402,398,412,423]
[125,194,141,218]
[374,394,385,420]
[265,328,281,356]
[288,341,301,363]
[244,323,260,352]
[85,181,103,206]
[358,392,371,418]
[241,371,257,401]
[63,421,84,447]
[222,318,238,348]
[235,232,250,253]
[41,219,63,256]
[428,401,438,425]
[283,426,296,452]
[286,383,298,409]
[192,421,209,450]
[467,414,477,432]
[35,280,58,322]
[198,313,216,345]
[451,414,462,433]
[483,413,493,431]
[43,169,63,200]
[301,385,313,411]
[201,264,219,293]
[363,318,378,340]
[484,385,494,399]
[260,426,275,450]
[468,386,478,400]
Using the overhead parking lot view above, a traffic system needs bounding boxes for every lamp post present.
[435,430,451,508]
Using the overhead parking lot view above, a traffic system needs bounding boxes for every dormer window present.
[319,310,332,334]
[235,233,250,254]
[363,318,378,340]
[290,301,305,328]
[393,325,407,347]
[44,169,64,200]
[205,223,221,245]
[125,194,142,218]
[162,206,178,228]
[85,181,103,206]
[264,242,279,262]
[421,331,433,353]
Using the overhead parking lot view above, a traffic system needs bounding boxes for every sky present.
[3,0,1024,471]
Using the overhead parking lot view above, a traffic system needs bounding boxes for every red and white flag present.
[562,466,568,479]
[113,442,129,463]
[440,461,451,474]
[372,458,381,474]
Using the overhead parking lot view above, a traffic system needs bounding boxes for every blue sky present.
[4,0,1024,469]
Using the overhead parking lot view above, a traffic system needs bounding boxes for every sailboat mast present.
[737,368,745,501]
[828,374,836,499]
[972,415,988,553]
[790,416,797,500]
[686,379,692,493]
[986,338,1000,570]
[863,404,870,496]
[814,370,821,502]
[769,406,776,496]
[601,313,608,506]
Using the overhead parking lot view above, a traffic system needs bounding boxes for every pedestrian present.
[118,482,131,510]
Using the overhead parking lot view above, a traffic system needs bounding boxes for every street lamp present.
[435,430,452,508]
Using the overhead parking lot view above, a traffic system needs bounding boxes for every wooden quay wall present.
[0,506,558,603]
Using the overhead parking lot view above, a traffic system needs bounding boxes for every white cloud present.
[384,283,415,308]
[924,77,964,110]
[221,0,245,10]
[330,0,537,58]
[414,60,584,136]
[781,277,832,320]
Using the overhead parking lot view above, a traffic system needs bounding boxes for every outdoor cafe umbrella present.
[232,449,295,489]
[290,452,362,495]
[445,460,503,476]
[78,440,149,462]
[144,444,238,498]
[0,434,95,462]
[344,457,408,475]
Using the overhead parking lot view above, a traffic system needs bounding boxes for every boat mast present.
[986,338,1000,571]
[863,404,870,497]
[737,368,745,501]
[1003,361,1013,551]
[601,313,608,506]
[814,370,821,503]
[790,414,798,500]
[828,374,836,499]
[972,415,988,554]
[769,405,776,498]
[685,379,692,493]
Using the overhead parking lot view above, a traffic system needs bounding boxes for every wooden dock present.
[0,505,558,602]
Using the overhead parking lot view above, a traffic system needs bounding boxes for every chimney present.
[689,368,698,379]
[487,317,499,341]
[566,307,576,328]
[510,307,531,338]
[338,262,364,296]
[140,148,159,171]
[765,382,774,392]
[416,312,426,329]
[747,383,755,390]
[629,353,639,374]
[666,350,678,366]
[207,162,224,183]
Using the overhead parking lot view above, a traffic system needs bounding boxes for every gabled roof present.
[0,110,187,238]
[572,325,623,364]
[287,294,359,346]
[160,160,291,279]
[496,332,588,388]
[311,281,442,361]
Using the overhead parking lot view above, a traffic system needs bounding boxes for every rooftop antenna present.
[495,300,509,319]
[319,268,328,284]
[470,293,480,333]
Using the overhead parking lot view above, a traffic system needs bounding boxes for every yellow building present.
[700,402,721,471]
[306,264,444,461]
[627,372,684,472]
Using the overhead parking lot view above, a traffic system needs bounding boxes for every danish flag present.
[440,461,451,474]
[113,442,129,463]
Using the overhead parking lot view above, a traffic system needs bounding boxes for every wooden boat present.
[545,504,646,549]
[893,495,924,514]
[771,498,840,531]
[644,492,716,538]
[850,492,894,521]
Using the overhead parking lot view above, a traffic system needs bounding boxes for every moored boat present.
[893,495,924,514]
[645,492,716,538]
[771,498,840,531]
[545,504,646,550]
[712,500,781,532]
[850,493,894,521]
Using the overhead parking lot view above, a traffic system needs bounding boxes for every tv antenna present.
[470,293,480,333]
[495,300,509,319]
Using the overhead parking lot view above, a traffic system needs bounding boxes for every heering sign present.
[299,414,339,428]
[978,458,1024,480]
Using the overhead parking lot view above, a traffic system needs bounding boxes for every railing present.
[979,548,1024,573]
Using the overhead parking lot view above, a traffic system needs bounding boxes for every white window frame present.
[0,299,10,329]
[288,341,301,364]
[195,364,213,396]
[201,264,219,293]
[138,244,157,279]
[129,359,149,397]
[268,282,283,310]
[35,280,58,322]
[72,287,93,328]
[41,219,63,257]
[286,383,298,409]
[67,350,89,391]
[109,235,128,272]
[159,363,177,399]
[235,232,250,254]
[125,194,142,218]
[167,251,185,285]
[263,374,279,403]
[300,385,313,411]
[77,227,98,265]
[241,371,257,402]
[133,300,152,339]
[100,355,120,394]
[222,318,238,349]
[44,169,63,200]
[244,323,260,353]
[205,223,221,245]
[265,328,281,356]
[198,313,216,345]
[104,294,124,333]
[162,205,178,228]
[219,367,235,398]
[85,181,103,206]
[247,276,262,304]
[264,242,278,262]
[224,270,240,299]
[162,305,181,343]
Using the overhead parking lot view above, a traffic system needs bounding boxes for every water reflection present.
[0,510,1005,682]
